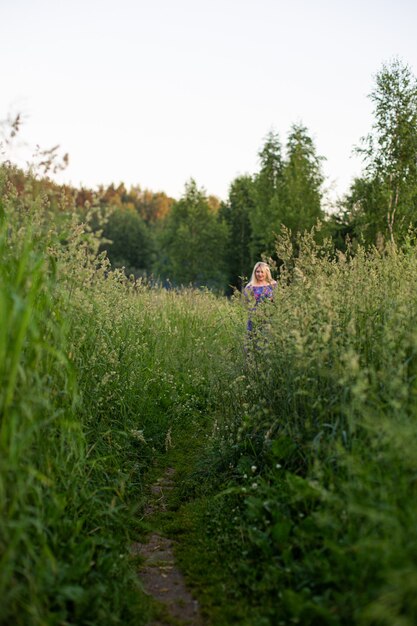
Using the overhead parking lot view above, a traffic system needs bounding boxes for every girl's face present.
[255,265,266,282]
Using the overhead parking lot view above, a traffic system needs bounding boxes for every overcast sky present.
[2,0,417,206]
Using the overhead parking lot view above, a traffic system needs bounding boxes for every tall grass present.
[0,167,144,624]
[0,163,243,625]
[3,160,417,625]
[200,228,417,625]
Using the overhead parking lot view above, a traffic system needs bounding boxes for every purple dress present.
[244,283,276,332]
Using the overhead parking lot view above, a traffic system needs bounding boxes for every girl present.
[244,261,277,334]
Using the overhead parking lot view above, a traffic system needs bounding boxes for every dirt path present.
[132,468,204,626]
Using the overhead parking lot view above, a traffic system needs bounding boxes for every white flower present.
[251,465,257,473]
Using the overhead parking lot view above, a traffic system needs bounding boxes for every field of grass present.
[1,164,417,625]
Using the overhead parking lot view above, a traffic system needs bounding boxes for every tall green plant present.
[157,179,228,288]
[0,165,148,625]
[347,58,417,243]
[220,175,255,291]
[193,228,417,625]
[250,130,284,259]
[280,123,325,234]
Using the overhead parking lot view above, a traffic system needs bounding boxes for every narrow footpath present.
[132,466,205,626]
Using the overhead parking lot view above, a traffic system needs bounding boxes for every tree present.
[250,130,284,259]
[98,182,127,208]
[248,126,325,262]
[124,186,173,223]
[349,59,417,243]
[101,207,154,276]
[220,175,255,291]
[157,179,228,288]
[279,123,325,233]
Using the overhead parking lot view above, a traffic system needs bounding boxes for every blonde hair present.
[248,261,274,286]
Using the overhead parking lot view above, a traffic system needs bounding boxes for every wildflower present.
[276,463,282,469]
[252,483,258,489]
[130,429,146,443]
[251,465,257,473]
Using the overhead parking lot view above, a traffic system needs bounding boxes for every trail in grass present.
[133,466,204,626]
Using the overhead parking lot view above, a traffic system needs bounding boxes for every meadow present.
[1,163,417,625]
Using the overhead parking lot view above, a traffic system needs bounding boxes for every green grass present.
[174,231,417,625]
[2,163,417,625]
[144,231,417,626]
[0,163,244,624]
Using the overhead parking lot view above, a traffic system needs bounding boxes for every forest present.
[1,58,417,626]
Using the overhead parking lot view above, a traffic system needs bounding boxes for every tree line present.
[95,121,326,291]
[5,58,417,292]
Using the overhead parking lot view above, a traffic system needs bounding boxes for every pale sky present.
[2,0,417,207]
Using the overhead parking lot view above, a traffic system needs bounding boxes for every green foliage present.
[346,58,417,244]
[157,179,228,288]
[0,166,146,625]
[3,155,417,624]
[0,162,243,624]
[250,130,284,259]
[280,123,325,233]
[248,126,325,262]
[173,228,417,625]
[4,57,417,625]
[219,175,255,291]
[101,206,154,276]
